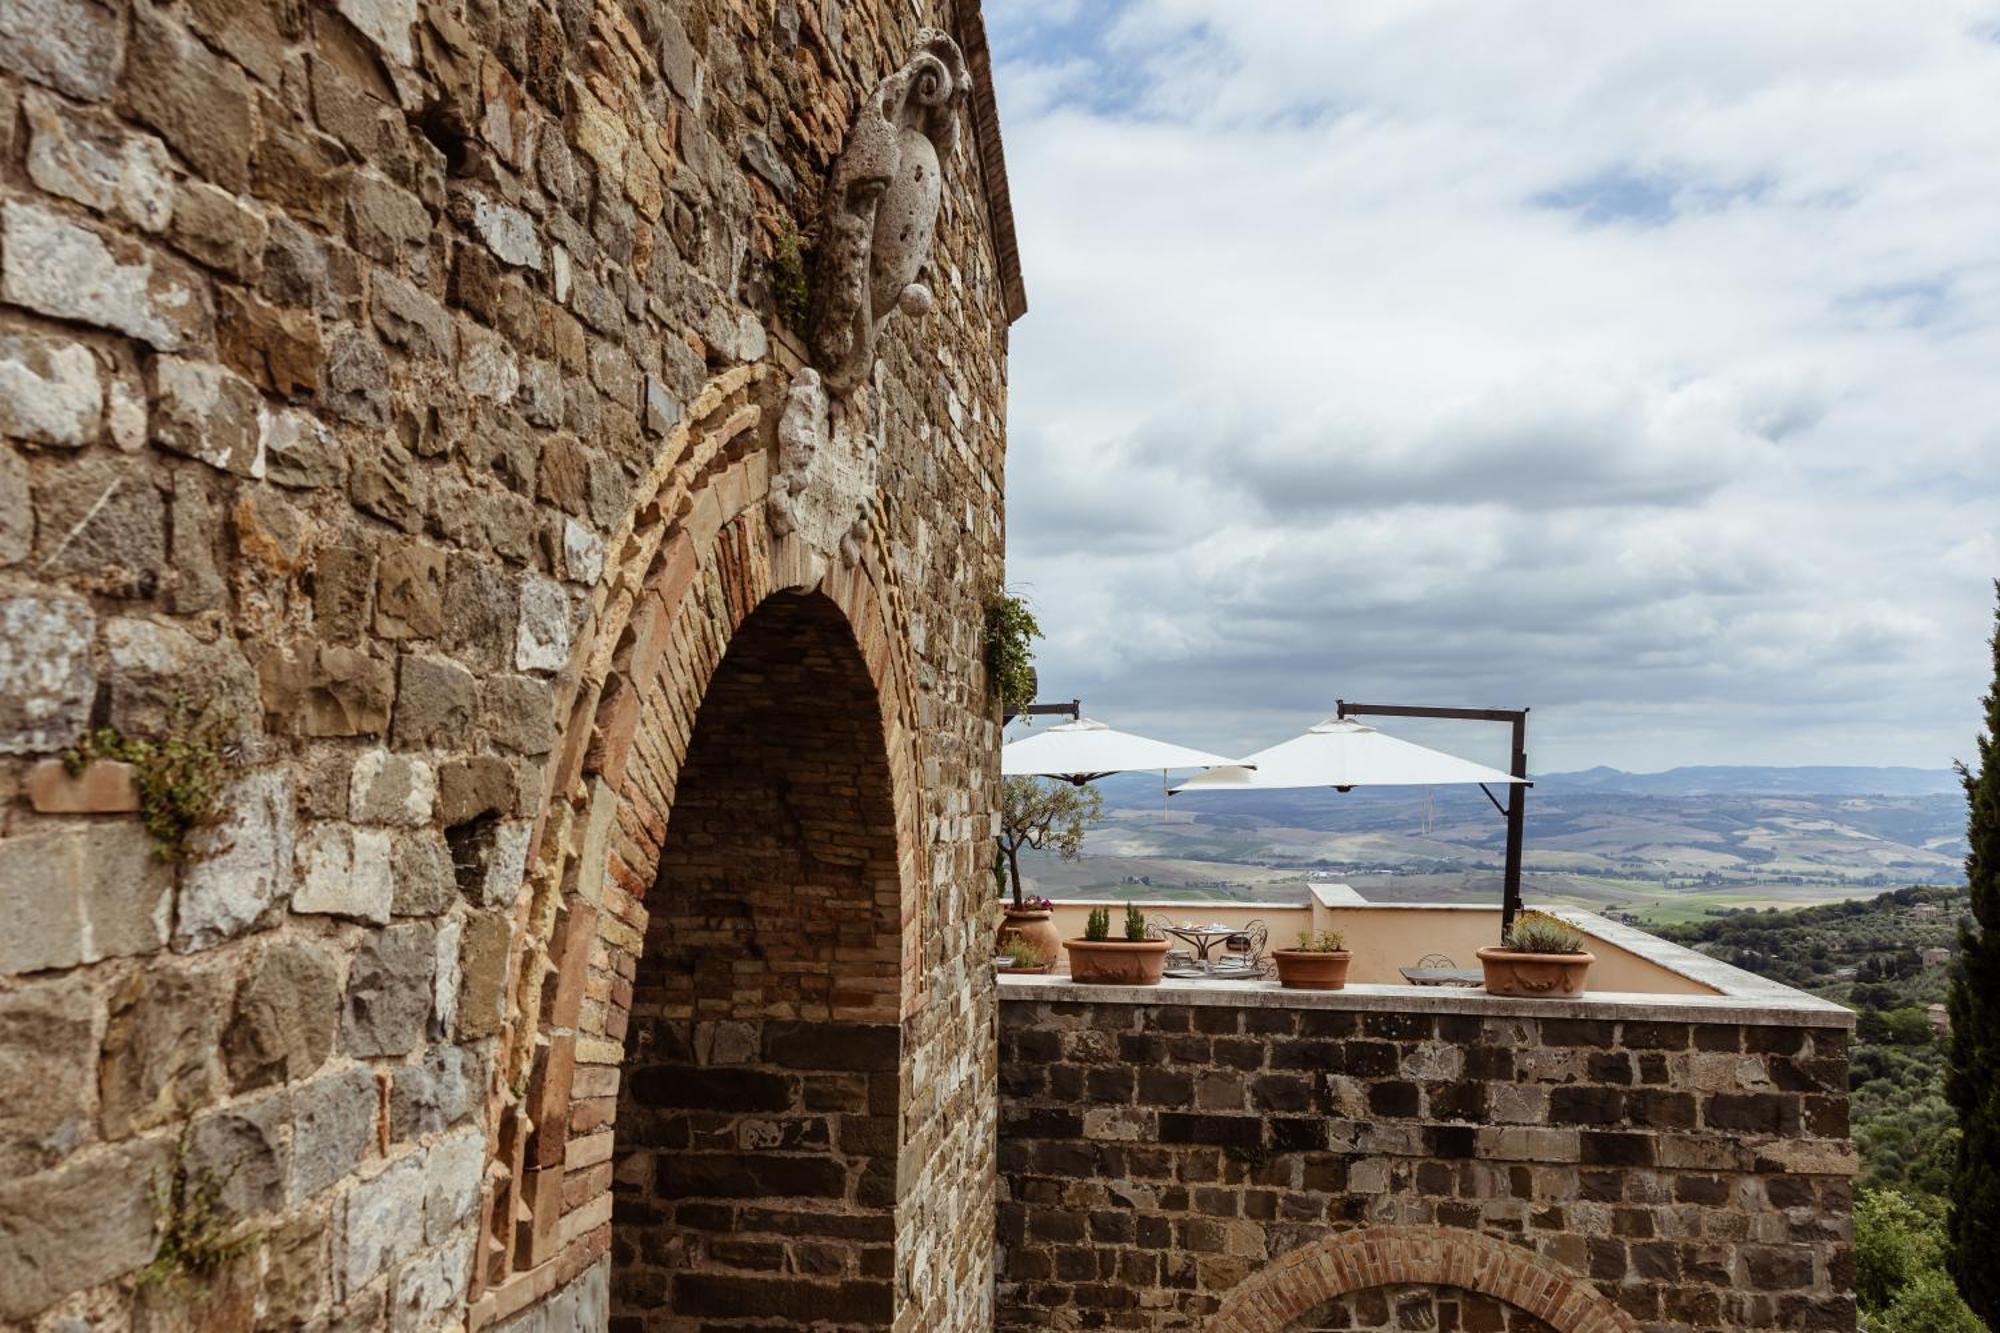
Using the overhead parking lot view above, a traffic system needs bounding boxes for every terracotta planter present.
[1062,938,1170,985]
[998,909,1062,970]
[1476,947,1595,998]
[1271,948,1352,990]
[995,962,1051,976]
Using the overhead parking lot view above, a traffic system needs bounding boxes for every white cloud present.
[991,0,2000,771]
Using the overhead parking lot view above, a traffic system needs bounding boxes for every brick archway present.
[1209,1227,1639,1333]
[467,362,933,1323]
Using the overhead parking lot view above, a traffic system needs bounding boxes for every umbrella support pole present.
[1337,701,1531,943]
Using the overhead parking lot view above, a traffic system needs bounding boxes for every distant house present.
[1921,947,1953,967]
[1931,1003,1952,1036]
[1912,903,1942,917]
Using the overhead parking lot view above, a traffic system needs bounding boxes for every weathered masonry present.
[996,975,1856,1333]
[0,0,1021,1328]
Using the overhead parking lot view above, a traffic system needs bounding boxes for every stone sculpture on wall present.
[774,29,973,569]
[810,28,971,396]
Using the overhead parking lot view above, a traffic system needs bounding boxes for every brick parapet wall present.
[996,991,1856,1332]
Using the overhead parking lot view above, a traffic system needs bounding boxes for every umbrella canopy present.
[1171,718,1525,793]
[1003,718,1245,785]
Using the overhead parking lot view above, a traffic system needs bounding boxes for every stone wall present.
[996,992,1856,1333]
[0,0,1018,1327]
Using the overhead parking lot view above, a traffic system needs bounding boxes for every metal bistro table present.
[1161,924,1245,971]
[1399,966,1484,988]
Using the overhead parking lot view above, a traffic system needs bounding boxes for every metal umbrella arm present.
[1336,700,1532,943]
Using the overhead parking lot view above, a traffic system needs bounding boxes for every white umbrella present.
[1003,718,1246,785]
[1171,718,1525,793]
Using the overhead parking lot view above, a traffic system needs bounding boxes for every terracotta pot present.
[998,909,1062,970]
[1476,947,1595,998]
[995,962,1051,976]
[1062,938,1170,985]
[1271,948,1352,990]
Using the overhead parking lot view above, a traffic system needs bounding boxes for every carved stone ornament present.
[768,367,876,569]
[810,28,971,395]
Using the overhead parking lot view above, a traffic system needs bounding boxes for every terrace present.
[994,889,1855,1331]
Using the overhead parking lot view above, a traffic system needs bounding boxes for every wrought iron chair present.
[1146,915,1196,968]
[1217,920,1270,977]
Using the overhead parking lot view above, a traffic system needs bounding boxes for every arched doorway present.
[609,590,905,1329]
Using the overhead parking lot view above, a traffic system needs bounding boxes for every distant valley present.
[1018,764,1967,924]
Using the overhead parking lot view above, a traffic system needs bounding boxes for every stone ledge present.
[996,974,1854,1028]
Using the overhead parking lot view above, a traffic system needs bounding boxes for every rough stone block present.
[292,1067,379,1200]
[102,615,259,743]
[342,922,438,1057]
[0,823,171,974]
[391,827,456,916]
[294,823,394,922]
[100,965,231,1138]
[342,1154,427,1293]
[174,769,296,952]
[23,88,173,232]
[0,1137,168,1320]
[125,3,254,190]
[0,594,93,754]
[455,909,513,1038]
[0,327,103,446]
[170,179,268,281]
[482,673,555,754]
[1,200,211,352]
[515,574,571,672]
[350,747,436,824]
[224,936,341,1091]
[0,977,97,1176]
[390,1043,484,1140]
[32,454,167,597]
[0,0,124,101]
[392,653,475,749]
[259,639,396,737]
[261,406,345,490]
[189,1090,293,1216]
[425,1128,487,1243]
[393,1233,475,1330]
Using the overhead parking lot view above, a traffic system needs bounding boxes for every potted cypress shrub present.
[1271,929,1352,990]
[1063,904,1169,985]
[1477,910,1595,997]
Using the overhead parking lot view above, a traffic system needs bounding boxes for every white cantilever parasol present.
[1003,718,1246,786]
[1170,718,1525,793]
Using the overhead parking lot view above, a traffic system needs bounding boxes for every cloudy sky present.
[984,0,2000,774]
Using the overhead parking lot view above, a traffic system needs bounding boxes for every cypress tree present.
[1947,581,2000,1320]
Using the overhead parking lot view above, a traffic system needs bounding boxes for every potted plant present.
[1477,910,1595,997]
[997,893,1062,971]
[995,937,1053,975]
[995,777,1099,961]
[1271,929,1352,990]
[1062,903,1169,985]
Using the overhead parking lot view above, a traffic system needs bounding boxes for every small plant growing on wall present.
[141,1127,260,1293]
[62,705,233,863]
[1084,907,1111,942]
[984,592,1041,713]
[1124,902,1149,942]
[773,225,811,332]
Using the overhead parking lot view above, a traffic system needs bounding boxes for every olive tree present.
[995,776,1101,909]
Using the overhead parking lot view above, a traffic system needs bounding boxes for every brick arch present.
[1209,1227,1639,1333]
[466,361,931,1321]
